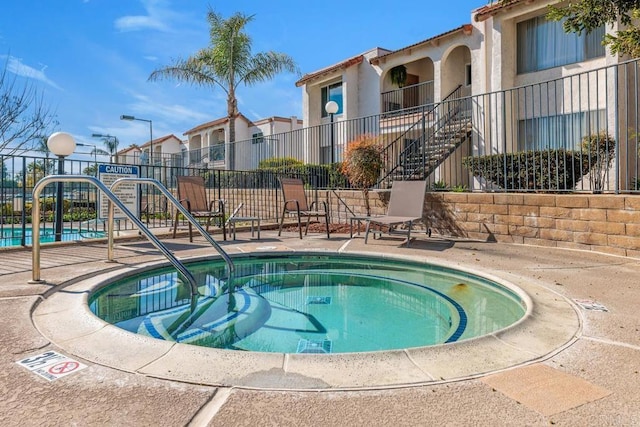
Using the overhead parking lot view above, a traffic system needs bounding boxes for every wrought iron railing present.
[381,80,435,113]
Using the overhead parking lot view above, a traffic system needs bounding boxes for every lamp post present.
[120,115,153,164]
[47,132,76,242]
[325,101,339,164]
[92,133,118,163]
[76,142,98,173]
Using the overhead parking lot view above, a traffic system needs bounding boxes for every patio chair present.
[172,175,226,242]
[364,179,427,247]
[278,177,330,239]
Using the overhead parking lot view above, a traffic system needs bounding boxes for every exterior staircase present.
[397,112,472,180]
[378,86,473,185]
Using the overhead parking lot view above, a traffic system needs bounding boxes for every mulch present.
[282,222,366,234]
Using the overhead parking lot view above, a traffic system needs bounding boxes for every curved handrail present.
[30,175,201,306]
[110,177,234,274]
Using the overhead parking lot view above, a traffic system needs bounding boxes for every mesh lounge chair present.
[172,175,226,242]
[364,180,427,247]
[278,177,330,239]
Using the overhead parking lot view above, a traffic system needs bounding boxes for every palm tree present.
[93,136,119,162]
[148,9,299,169]
[34,135,55,175]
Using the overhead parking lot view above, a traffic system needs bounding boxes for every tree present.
[0,57,58,154]
[33,135,55,175]
[545,0,640,57]
[581,131,616,192]
[148,9,299,169]
[340,135,384,216]
[82,164,98,176]
[93,136,119,161]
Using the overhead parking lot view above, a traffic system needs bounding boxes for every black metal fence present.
[198,57,640,194]
[2,58,639,246]
[0,154,326,247]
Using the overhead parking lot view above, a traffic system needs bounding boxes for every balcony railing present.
[381,80,434,113]
[103,57,640,194]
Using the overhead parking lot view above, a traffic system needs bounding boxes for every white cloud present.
[114,0,176,33]
[115,15,168,32]
[126,92,214,125]
[1,55,62,90]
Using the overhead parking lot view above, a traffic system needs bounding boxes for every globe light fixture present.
[47,132,77,241]
[325,101,339,164]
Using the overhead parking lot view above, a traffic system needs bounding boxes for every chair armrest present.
[309,200,328,213]
[208,199,224,214]
[283,199,301,212]
[178,198,192,212]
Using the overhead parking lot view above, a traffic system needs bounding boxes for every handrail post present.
[29,175,205,305]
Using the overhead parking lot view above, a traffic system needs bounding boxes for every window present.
[517,15,605,74]
[465,63,472,86]
[252,132,264,144]
[518,110,606,151]
[321,82,343,117]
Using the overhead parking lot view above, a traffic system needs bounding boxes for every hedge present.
[462,149,592,191]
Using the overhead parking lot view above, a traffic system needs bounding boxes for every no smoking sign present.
[16,351,88,381]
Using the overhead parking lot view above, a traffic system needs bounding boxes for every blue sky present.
[1,0,486,158]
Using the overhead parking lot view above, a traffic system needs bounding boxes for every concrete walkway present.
[1,229,639,426]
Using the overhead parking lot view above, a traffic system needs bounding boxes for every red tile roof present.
[370,25,473,64]
[295,55,364,87]
[183,113,254,135]
[474,0,526,22]
[117,134,182,154]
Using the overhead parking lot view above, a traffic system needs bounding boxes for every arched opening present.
[381,57,435,113]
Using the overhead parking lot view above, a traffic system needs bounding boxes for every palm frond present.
[240,52,299,87]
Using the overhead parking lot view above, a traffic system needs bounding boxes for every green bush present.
[257,160,349,189]
[581,132,615,192]
[258,157,303,169]
[462,149,591,191]
[431,180,448,191]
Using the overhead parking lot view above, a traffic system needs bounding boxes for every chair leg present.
[324,214,330,239]
[297,212,304,239]
[187,221,193,243]
[221,215,227,241]
[220,206,226,241]
[406,221,412,247]
[278,207,287,236]
[304,215,311,236]
[172,211,179,239]
[364,220,371,244]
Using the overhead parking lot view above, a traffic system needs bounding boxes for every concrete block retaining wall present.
[328,190,640,258]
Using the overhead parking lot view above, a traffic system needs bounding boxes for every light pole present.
[76,142,98,173]
[92,133,118,163]
[47,132,76,242]
[325,101,339,164]
[120,115,153,164]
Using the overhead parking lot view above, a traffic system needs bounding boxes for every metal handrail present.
[29,176,202,311]
[110,177,234,274]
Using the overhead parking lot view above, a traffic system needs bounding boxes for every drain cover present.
[307,296,331,305]
[296,339,332,354]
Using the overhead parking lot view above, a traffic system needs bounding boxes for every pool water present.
[0,226,105,247]
[90,254,527,354]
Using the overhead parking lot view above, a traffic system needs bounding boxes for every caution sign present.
[98,164,139,220]
[16,350,88,381]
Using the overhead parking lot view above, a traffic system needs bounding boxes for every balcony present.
[381,80,434,114]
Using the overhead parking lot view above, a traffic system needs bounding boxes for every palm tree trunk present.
[227,90,238,170]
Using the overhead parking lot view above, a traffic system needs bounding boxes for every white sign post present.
[97,164,139,220]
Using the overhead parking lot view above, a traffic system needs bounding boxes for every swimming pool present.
[0,226,105,247]
[90,253,527,354]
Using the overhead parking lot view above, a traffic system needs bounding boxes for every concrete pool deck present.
[1,229,639,425]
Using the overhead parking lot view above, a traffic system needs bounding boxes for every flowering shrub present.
[340,135,384,215]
